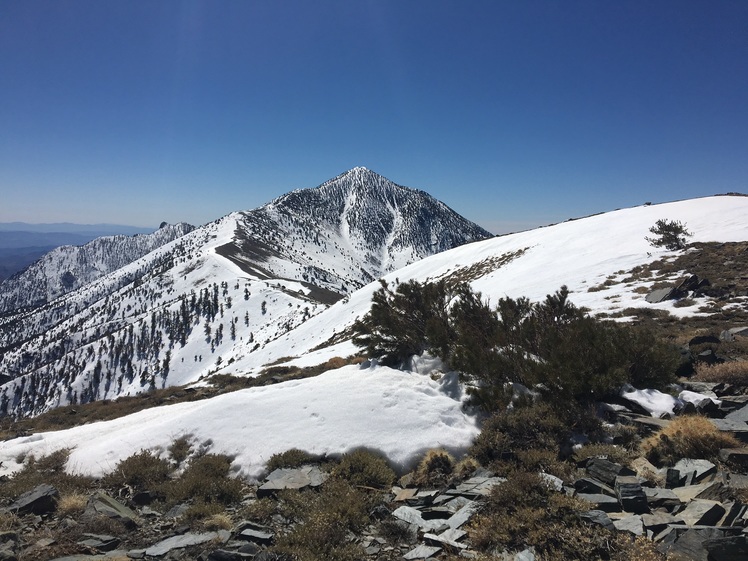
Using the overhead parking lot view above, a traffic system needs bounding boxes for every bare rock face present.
[10,483,58,515]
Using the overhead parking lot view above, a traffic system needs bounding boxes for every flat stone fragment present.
[395,488,418,501]
[392,506,445,531]
[446,500,479,529]
[576,493,621,512]
[403,544,441,559]
[423,532,467,550]
[613,515,644,536]
[86,492,140,527]
[703,535,748,561]
[643,487,680,508]
[719,448,748,468]
[144,531,228,557]
[579,510,615,531]
[238,528,273,545]
[673,458,717,483]
[257,466,327,497]
[586,458,635,487]
[678,499,726,526]
[451,476,505,496]
[574,477,615,496]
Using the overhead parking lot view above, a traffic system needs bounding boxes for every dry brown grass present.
[694,360,748,385]
[641,415,741,466]
[57,492,88,516]
[412,449,454,487]
[203,512,233,531]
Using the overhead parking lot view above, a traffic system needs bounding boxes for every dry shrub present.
[162,453,244,507]
[331,449,395,489]
[470,403,570,467]
[412,449,454,487]
[203,512,233,530]
[57,492,88,516]
[452,456,480,481]
[641,415,741,466]
[515,448,572,481]
[241,497,276,523]
[694,360,748,385]
[0,449,94,501]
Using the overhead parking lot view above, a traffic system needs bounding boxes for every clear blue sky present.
[1,1,746,234]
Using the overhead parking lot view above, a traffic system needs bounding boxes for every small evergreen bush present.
[646,219,692,250]
[412,449,454,487]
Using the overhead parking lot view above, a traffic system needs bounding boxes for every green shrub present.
[331,449,396,489]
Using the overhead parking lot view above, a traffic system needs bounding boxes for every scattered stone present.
[257,466,327,497]
[392,506,446,531]
[673,458,717,483]
[579,510,616,531]
[576,493,620,512]
[586,458,636,487]
[144,531,228,557]
[703,534,748,561]
[678,499,726,526]
[613,514,644,536]
[574,478,615,496]
[77,533,120,551]
[403,544,442,559]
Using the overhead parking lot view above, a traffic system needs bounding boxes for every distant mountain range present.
[0,167,490,417]
[0,223,156,282]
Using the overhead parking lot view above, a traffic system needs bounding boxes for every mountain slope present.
[0,168,490,417]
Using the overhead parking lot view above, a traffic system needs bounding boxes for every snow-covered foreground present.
[0,363,479,480]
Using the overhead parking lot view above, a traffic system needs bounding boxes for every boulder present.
[672,458,717,484]
[9,484,58,515]
[586,458,635,487]
[678,499,726,526]
[703,535,748,561]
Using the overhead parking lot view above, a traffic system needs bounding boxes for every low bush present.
[103,450,171,492]
[273,479,377,561]
[168,435,193,466]
[641,415,741,466]
[331,449,396,489]
[0,449,94,500]
[162,453,244,508]
[57,492,88,516]
[266,448,319,472]
[469,403,571,467]
[573,443,635,467]
[468,470,615,561]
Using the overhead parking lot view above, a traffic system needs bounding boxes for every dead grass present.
[694,360,748,385]
[412,449,454,487]
[57,492,88,516]
[641,415,741,466]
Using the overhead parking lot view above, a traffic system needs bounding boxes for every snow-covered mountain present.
[2,194,746,480]
[0,168,490,417]
[0,223,195,313]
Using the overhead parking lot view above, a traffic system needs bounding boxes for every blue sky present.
[1,1,746,234]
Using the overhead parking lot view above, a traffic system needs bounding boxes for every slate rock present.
[613,514,644,536]
[574,478,615,496]
[77,534,120,552]
[579,510,615,531]
[403,544,441,559]
[678,499,726,526]
[10,484,59,515]
[586,458,635,487]
[703,535,748,561]
[673,458,717,483]
[576,493,620,513]
[615,476,648,514]
[144,531,226,557]
[257,466,327,497]
[646,287,675,304]
[661,527,721,561]
[392,506,446,531]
